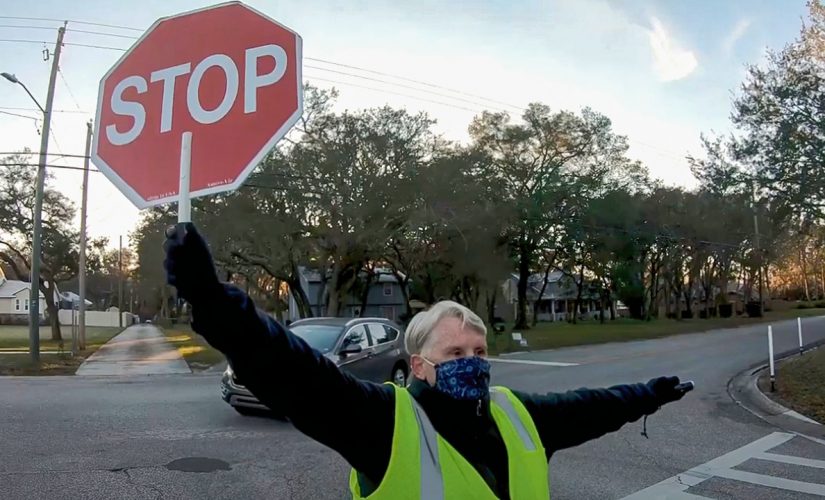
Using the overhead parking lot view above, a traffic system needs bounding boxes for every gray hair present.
[404,300,487,355]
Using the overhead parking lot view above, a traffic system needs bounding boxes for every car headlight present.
[225,365,234,377]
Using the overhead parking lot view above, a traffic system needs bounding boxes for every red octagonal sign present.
[93,1,302,208]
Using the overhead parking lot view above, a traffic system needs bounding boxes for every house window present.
[24,299,30,311]
[383,284,393,297]
[14,299,20,311]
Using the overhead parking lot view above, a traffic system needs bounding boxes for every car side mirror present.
[339,343,363,356]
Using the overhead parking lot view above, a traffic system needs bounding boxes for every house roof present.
[0,279,45,299]
[300,266,404,284]
[506,269,601,301]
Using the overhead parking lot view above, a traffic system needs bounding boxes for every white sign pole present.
[178,131,193,223]
[797,317,804,356]
[768,325,776,392]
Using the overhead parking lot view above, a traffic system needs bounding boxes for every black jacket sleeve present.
[190,284,395,484]
[512,383,660,458]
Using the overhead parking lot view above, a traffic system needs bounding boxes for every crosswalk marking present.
[757,451,825,469]
[621,432,825,499]
[712,468,825,496]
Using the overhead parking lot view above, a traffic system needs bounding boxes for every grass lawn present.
[0,325,123,376]
[161,324,225,371]
[488,308,825,354]
[760,346,825,424]
[0,325,123,351]
[0,353,87,376]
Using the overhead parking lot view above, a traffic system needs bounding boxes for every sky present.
[0,0,811,249]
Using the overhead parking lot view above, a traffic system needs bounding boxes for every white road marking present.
[620,432,825,499]
[488,358,579,367]
[713,468,825,495]
[757,451,825,469]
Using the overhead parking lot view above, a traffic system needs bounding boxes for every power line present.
[0,110,38,120]
[306,65,512,113]
[0,38,126,51]
[0,16,143,32]
[306,57,525,111]
[67,28,139,40]
[63,40,126,51]
[0,151,89,158]
[57,67,83,110]
[0,162,98,172]
[0,106,88,114]
[0,24,54,31]
[306,74,482,113]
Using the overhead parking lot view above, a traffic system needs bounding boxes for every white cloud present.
[723,19,753,55]
[647,16,699,81]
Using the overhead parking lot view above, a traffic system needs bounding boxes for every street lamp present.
[2,73,45,113]
[2,25,65,364]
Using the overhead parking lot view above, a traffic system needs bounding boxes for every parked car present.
[220,317,408,417]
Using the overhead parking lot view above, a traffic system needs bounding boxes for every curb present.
[727,339,825,440]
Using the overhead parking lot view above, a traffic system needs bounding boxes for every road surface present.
[1,318,824,499]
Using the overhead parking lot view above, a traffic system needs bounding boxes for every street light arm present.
[17,81,45,114]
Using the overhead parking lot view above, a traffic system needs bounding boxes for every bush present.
[815,301,825,308]
[796,303,812,310]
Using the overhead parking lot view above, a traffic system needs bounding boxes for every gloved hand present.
[163,222,221,304]
[646,376,685,406]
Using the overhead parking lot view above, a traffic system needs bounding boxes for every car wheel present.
[392,363,408,386]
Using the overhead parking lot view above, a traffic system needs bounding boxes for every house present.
[287,267,409,322]
[0,269,47,324]
[500,270,602,323]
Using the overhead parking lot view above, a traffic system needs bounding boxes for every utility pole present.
[118,235,124,328]
[28,23,67,364]
[752,186,764,317]
[78,120,92,351]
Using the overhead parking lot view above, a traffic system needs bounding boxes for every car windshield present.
[290,324,344,353]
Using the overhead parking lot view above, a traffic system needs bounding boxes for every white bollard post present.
[768,325,776,392]
[798,317,804,356]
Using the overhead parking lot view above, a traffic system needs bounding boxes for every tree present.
[732,1,825,221]
[0,153,84,340]
[470,104,639,328]
[283,101,436,315]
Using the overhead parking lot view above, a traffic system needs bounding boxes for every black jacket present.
[192,284,665,499]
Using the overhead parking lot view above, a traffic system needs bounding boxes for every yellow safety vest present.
[349,385,550,499]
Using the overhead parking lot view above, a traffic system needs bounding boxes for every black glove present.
[163,222,221,304]
[647,376,685,406]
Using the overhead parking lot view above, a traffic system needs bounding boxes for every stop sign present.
[92,2,302,209]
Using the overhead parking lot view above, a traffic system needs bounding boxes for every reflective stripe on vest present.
[407,388,542,499]
[490,389,539,452]
[409,396,444,499]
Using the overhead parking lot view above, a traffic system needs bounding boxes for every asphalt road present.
[1,317,824,499]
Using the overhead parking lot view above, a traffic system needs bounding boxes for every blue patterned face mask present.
[423,356,491,401]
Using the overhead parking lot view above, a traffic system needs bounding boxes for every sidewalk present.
[76,324,191,376]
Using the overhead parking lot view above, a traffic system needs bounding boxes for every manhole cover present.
[165,457,232,473]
